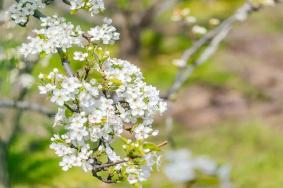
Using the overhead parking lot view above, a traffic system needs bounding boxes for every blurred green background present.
[1,0,283,187]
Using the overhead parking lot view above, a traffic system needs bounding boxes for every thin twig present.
[93,160,127,172]
[57,48,74,77]
[62,0,70,5]
[157,141,168,148]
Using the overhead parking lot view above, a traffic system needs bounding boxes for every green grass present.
[174,120,283,188]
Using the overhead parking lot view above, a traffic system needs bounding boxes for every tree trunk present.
[0,141,9,188]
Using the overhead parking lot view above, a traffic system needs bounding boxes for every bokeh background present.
[1,0,283,187]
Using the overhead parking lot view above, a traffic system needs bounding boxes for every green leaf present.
[143,142,161,152]
[70,9,78,14]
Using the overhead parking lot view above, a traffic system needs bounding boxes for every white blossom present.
[164,149,196,183]
[88,0,105,15]
[20,16,82,56]
[164,149,232,185]
[50,89,70,106]
[194,156,218,175]
[88,18,120,44]
[18,73,34,88]
[192,25,207,35]
[105,145,121,162]
[9,0,46,25]
[69,0,85,10]
[73,51,88,61]
[68,0,105,15]
[38,83,55,94]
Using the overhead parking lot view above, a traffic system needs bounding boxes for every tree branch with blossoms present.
[8,0,167,186]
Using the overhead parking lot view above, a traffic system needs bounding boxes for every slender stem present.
[57,48,74,77]
[91,160,127,184]
[93,160,127,172]
[33,10,47,19]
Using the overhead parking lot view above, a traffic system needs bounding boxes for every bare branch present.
[165,1,283,99]
[0,99,55,117]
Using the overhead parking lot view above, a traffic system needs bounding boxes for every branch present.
[57,48,74,77]
[93,160,127,172]
[90,140,168,183]
[62,0,70,5]
[91,160,127,184]
[165,1,282,99]
[0,99,56,117]
[33,10,47,19]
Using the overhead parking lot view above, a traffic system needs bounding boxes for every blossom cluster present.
[88,18,120,44]
[20,16,82,56]
[38,56,166,184]
[69,0,105,15]
[19,16,119,56]
[164,149,232,186]
[9,0,46,25]
[11,0,167,185]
